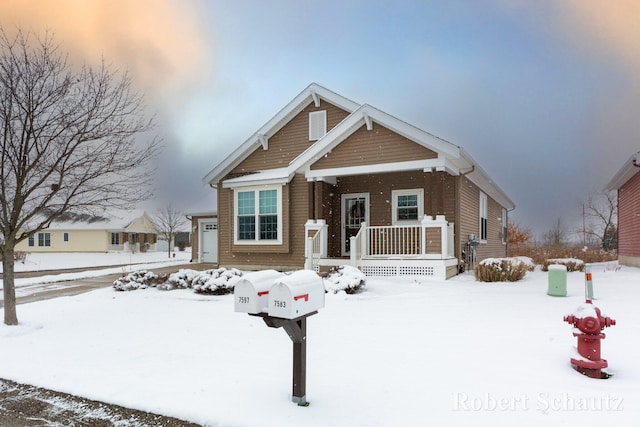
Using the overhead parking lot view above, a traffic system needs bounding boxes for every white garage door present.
[200,221,218,263]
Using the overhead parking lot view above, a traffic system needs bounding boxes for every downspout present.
[455,165,475,268]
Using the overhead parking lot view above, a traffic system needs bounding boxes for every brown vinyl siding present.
[218,174,307,271]
[618,171,640,258]
[232,100,350,173]
[310,122,437,170]
[458,176,507,261]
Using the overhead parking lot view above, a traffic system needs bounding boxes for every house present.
[185,199,218,264]
[15,209,159,253]
[203,83,515,279]
[604,151,640,267]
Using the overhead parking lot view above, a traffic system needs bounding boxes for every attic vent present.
[309,110,327,141]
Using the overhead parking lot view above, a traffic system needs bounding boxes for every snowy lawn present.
[1,251,193,294]
[1,264,638,426]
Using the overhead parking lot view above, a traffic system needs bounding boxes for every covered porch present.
[305,215,459,280]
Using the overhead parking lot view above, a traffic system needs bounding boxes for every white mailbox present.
[234,270,285,314]
[268,270,325,319]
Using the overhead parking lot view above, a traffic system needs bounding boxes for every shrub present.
[324,265,366,294]
[192,268,242,295]
[0,251,28,262]
[543,258,584,272]
[113,267,243,294]
[509,245,616,266]
[113,270,168,291]
[167,267,242,294]
[475,258,529,282]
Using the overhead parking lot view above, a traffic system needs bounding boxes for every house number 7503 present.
[274,300,286,308]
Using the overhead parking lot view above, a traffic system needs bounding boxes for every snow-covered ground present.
[1,259,638,426]
[0,250,193,294]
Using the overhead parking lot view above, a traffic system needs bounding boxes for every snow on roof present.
[604,150,640,191]
[45,209,152,231]
[202,83,515,210]
[221,168,294,188]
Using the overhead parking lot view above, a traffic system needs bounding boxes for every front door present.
[341,193,369,256]
[200,220,218,263]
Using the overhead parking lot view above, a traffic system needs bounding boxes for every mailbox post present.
[254,311,316,405]
[235,269,324,406]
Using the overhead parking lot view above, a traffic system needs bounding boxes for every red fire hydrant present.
[563,300,616,378]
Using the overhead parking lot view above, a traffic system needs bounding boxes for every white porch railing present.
[304,220,328,272]
[350,215,454,265]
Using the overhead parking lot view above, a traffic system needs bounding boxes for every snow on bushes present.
[475,257,529,282]
[113,270,167,291]
[189,268,243,295]
[113,268,242,294]
[324,265,366,294]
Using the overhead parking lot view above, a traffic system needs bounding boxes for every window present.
[235,186,282,244]
[63,232,69,242]
[392,189,424,224]
[502,208,507,245]
[28,236,35,247]
[111,233,120,245]
[309,110,327,141]
[479,192,488,241]
[38,232,51,247]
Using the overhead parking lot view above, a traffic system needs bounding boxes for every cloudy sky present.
[2,0,638,239]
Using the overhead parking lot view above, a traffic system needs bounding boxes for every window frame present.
[391,189,424,225]
[38,232,51,247]
[234,185,283,245]
[28,235,35,247]
[63,232,70,242]
[479,192,488,242]
[308,110,327,141]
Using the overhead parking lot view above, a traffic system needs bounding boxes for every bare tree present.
[153,204,187,258]
[583,191,617,250]
[0,30,159,325]
[543,217,566,247]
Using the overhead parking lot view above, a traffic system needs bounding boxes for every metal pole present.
[585,263,594,300]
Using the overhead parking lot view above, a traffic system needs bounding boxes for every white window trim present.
[38,232,52,247]
[391,189,424,225]
[479,192,488,242]
[233,185,283,246]
[309,110,327,141]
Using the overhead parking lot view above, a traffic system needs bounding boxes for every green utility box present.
[547,264,567,297]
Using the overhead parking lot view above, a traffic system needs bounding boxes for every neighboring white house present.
[15,209,159,253]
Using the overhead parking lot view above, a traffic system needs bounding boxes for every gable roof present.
[44,209,155,232]
[604,151,640,191]
[202,83,360,187]
[203,83,515,210]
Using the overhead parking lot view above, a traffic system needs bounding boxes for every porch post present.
[305,237,313,270]
[420,216,431,257]
[436,215,448,259]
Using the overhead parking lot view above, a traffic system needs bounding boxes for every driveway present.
[1,263,216,308]
[1,262,216,426]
